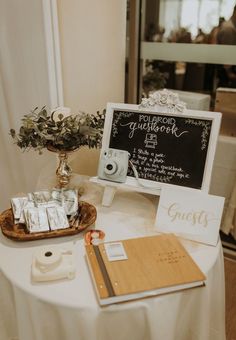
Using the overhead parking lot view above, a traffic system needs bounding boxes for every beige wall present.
[57,0,127,175]
[57,0,127,113]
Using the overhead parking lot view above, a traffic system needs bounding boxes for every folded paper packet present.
[24,207,50,233]
[24,206,70,233]
[11,197,28,220]
[28,190,54,206]
[11,197,35,223]
[51,188,78,215]
[46,206,69,230]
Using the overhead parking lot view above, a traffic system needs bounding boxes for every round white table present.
[0,178,226,340]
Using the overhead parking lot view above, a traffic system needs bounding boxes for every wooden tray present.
[0,201,97,241]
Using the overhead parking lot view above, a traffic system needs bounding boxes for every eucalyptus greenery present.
[10,106,105,154]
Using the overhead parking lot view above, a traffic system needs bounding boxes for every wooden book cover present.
[85,233,206,306]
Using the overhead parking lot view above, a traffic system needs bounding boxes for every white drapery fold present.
[222,180,236,239]
[0,0,53,211]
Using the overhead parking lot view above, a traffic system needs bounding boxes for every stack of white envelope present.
[11,189,78,233]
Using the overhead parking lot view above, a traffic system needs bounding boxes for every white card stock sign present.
[155,187,225,246]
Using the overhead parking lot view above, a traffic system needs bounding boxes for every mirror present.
[125,0,236,108]
[143,0,236,45]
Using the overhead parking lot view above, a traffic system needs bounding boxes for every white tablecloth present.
[0,179,226,340]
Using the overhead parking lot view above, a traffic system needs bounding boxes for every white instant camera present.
[98,148,129,183]
[31,246,76,282]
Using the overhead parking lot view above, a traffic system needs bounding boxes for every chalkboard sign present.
[101,103,221,192]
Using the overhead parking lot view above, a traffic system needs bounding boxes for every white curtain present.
[222,182,236,239]
[0,0,53,212]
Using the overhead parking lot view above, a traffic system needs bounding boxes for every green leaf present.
[10,106,104,153]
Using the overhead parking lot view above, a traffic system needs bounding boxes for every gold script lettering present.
[167,203,210,227]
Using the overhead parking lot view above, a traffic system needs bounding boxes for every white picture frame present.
[100,102,221,191]
[91,90,222,206]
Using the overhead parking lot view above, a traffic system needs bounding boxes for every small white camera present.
[98,148,129,183]
[31,246,76,282]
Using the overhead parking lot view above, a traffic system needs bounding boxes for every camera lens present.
[104,160,117,175]
[106,164,113,171]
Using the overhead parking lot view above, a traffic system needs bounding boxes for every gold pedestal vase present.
[56,151,73,188]
[47,146,77,188]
